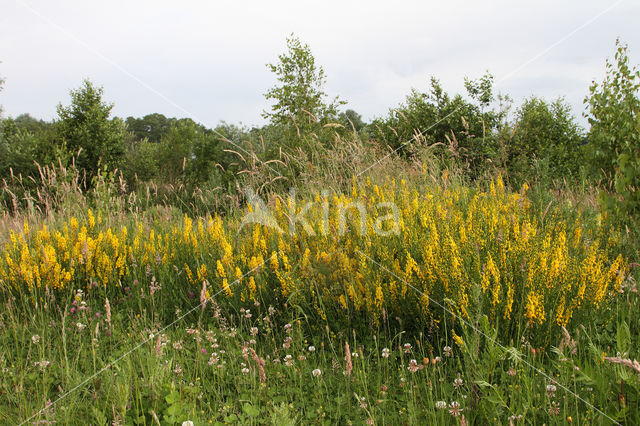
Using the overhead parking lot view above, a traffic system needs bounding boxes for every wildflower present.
[403,343,412,353]
[408,359,420,373]
[268,306,276,315]
[382,348,390,358]
[443,346,453,357]
[149,276,161,295]
[250,327,258,336]
[312,368,322,377]
[507,367,517,376]
[546,384,557,398]
[549,401,560,416]
[449,401,463,417]
[76,322,86,331]
[358,395,367,409]
[284,323,293,334]
[35,360,51,369]
[248,347,266,383]
[31,335,40,344]
[453,375,464,389]
[453,333,464,348]
[284,355,293,367]
[435,401,447,410]
[174,365,183,376]
[282,336,292,349]
[308,345,316,352]
[208,353,219,365]
[241,367,250,375]
[173,341,183,350]
[182,421,194,426]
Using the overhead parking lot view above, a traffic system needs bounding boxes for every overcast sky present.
[1,0,639,129]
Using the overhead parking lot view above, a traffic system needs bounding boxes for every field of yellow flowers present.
[1,174,639,424]
[0,176,626,342]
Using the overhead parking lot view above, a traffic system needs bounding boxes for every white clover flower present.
[453,376,464,389]
[546,384,557,397]
[31,335,40,344]
[435,400,447,410]
[284,354,293,366]
[312,368,322,377]
[241,367,250,375]
[308,345,316,352]
[382,348,390,358]
[448,401,462,417]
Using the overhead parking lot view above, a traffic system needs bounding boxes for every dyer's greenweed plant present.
[0,170,638,424]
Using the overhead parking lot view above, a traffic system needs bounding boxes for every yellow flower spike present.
[87,209,95,229]
[452,332,464,348]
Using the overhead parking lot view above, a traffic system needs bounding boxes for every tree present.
[56,80,126,177]
[585,39,640,223]
[339,109,366,132]
[371,74,503,177]
[263,35,344,137]
[125,113,174,143]
[506,96,584,185]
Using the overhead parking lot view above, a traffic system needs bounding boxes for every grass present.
[0,156,639,424]
[2,280,639,424]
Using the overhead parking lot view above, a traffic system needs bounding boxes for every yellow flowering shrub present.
[0,176,627,340]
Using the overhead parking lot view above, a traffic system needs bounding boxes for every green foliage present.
[585,40,640,224]
[120,135,160,185]
[263,34,345,141]
[371,74,504,178]
[0,118,63,178]
[506,96,584,186]
[125,113,174,143]
[56,80,126,179]
[339,109,367,133]
[155,119,224,185]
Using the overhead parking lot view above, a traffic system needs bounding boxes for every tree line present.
[1,36,639,223]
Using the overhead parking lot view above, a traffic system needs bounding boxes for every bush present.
[585,40,640,225]
[506,96,584,186]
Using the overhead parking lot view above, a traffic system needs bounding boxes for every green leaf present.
[243,403,260,417]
